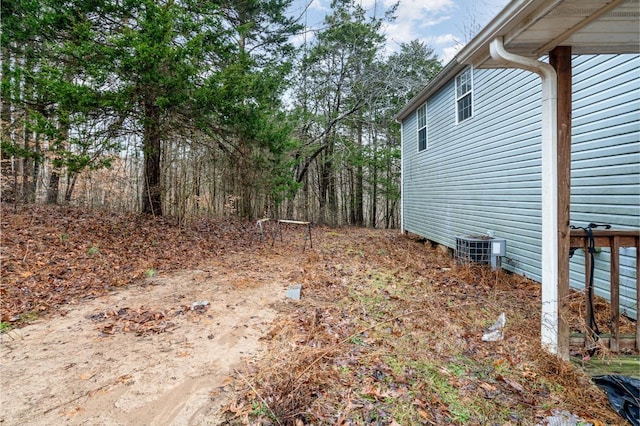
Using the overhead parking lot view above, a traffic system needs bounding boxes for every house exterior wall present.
[570,54,640,317]
[401,54,640,317]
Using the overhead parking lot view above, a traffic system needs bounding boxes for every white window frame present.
[417,103,427,152]
[455,67,473,123]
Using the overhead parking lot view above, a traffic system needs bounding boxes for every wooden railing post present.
[610,236,620,352]
[584,239,593,338]
[551,46,572,360]
[569,229,639,353]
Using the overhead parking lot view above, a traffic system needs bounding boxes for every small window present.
[456,67,473,122]
[417,103,427,151]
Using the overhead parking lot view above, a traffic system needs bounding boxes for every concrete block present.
[286,284,302,300]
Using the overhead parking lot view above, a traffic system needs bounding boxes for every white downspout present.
[400,121,405,234]
[489,37,560,355]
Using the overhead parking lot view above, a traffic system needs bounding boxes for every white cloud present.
[426,33,458,46]
[308,0,328,12]
[380,0,480,62]
[416,14,453,30]
[382,22,416,46]
[290,26,316,47]
[381,0,455,50]
[395,0,455,23]
[441,42,464,64]
[420,33,464,64]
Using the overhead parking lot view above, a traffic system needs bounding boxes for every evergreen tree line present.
[1,0,441,227]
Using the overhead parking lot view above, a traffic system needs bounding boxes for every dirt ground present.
[1,254,296,425]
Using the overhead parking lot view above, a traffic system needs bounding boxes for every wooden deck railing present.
[569,229,640,352]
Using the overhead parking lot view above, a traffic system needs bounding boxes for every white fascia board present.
[457,0,528,62]
[456,0,552,66]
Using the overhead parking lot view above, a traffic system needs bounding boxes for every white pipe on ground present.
[489,36,560,355]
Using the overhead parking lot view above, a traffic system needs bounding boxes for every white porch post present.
[539,74,559,353]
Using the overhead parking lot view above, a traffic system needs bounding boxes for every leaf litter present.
[87,302,210,336]
[1,204,635,425]
[1,204,248,324]
[220,232,635,425]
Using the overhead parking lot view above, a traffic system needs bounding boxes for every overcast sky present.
[288,0,510,63]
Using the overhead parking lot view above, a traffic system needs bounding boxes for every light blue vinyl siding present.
[403,66,544,280]
[569,54,640,318]
[402,54,639,318]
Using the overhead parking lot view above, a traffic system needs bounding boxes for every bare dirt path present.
[1,253,295,425]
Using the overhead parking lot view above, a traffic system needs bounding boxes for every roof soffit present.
[461,0,639,68]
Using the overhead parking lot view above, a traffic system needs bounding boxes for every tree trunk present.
[348,166,355,225]
[22,51,35,202]
[286,192,295,218]
[328,166,337,225]
[193,156,201,212]
[1,43,13,202]
[13,47,24,201]
[64,171,78,203]
[1,45,11,133]
[319,136,336,225]
[142,103,162,215]
[47,111,67,205]
[47,169,60,204]
[384,133,394,229]
[30,126,41,203]
[318,154,329,224]
[370,142,378,228]
[354,122,364,227]
[238,146,254,219]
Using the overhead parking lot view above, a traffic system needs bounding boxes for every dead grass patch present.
[223,230,628,425]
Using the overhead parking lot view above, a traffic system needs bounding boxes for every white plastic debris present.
[191,300,209,311]
[537,409,592,426]
[482,312,506,342]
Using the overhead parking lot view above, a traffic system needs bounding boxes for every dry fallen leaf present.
[115,375,132,384]
[79,372,96,380]
[498,375,525,393]
[224,399,245,414]
[62,406,83,417]
[418,410,431,421]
